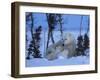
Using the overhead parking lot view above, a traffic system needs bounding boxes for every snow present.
[26,56,89,67]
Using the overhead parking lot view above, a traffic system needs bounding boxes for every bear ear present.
[63,33,70,38]
[63,33,67,39]
[68,33,72,36]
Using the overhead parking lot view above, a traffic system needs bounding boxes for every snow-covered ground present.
[26,56,89,67]
[26,30,90,67]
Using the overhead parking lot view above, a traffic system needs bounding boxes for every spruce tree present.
[33,26,42,58]
[26,12,33,59]
[76,35,84,56]
[75,16,85,56]
[83,33,89,51]
[26,42,33,59]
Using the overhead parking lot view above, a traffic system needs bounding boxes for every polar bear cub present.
[62,33,76,58]
[45,33,76,60]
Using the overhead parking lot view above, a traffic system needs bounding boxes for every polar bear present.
[44,33,76,60]
[44,40,64,60]
[62,33,76,58]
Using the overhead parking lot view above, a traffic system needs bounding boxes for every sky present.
[26,12,90,32]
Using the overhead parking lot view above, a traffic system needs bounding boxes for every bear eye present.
[62,43,64,46]
[65,39,67,40]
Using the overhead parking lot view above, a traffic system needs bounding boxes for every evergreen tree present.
[76,35,84,56]
[26,13,42,59]
[26,13,33,59]
[83,33,89,51]
[26,26,42,59]
[33,26,42,58]
[83,16,90,51]
[26,43,33,59]
[75,16,86,56]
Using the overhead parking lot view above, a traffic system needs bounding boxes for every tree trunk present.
[50,30,55,44]
[58,15,63,40]
[30,13,34,39]
[87,17,89,34]
[80,16,83,36]
[46,14,55,49]
[30,13,37,54]
[46,14,50,49]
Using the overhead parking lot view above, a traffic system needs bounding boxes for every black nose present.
[62,43,64,46]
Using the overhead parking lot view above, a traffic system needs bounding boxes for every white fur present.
[45,33,76,60]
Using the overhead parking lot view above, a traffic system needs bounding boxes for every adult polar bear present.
[44,33,76,60]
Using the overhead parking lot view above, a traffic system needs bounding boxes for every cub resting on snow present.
[44,33,76,60]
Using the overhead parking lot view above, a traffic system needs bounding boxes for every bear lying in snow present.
[44,33,76,60]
